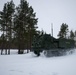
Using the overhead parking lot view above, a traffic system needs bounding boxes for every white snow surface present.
[0,49,76,75]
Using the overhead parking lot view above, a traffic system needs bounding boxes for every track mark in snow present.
[10,70,23,73]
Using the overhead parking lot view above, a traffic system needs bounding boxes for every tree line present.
[0,0,75,55]
[0,0,38,54]
[58,23,76,40]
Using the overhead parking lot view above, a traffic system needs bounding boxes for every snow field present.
[0,49,76,75]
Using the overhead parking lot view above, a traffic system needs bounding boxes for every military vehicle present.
[32,34,75,56]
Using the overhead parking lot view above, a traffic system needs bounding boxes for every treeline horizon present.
[0,0,76,55]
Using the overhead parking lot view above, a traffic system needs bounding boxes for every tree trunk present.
[29,28,32,52]
[8,50,10,55]
[1,29,4,55]
[1,50,3,55]
[5,49,7,55]
[27,40,29,53]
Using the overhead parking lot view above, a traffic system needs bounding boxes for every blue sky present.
[0,0,76,38]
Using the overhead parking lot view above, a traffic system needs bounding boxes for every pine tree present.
[75,31,76,37]
[6,0,15,54]
[0,3,7,54]
[0,0,15,54]
[70,30,75,40]
[58,23,69,38]
[14,0,38,54]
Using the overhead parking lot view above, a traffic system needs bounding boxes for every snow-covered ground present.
[0,49,76,75]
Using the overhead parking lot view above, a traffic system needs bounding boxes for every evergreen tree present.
[0,3,8,54]
[70,30,75,40]
[14,0,38,54]
[0,0,15,54]
[58,23,69,38]
[6,0,15,54]
[75,31,76,37]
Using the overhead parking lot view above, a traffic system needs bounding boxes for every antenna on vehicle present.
[51,23,53,37]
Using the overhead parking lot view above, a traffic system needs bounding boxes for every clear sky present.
[0,0,76,38]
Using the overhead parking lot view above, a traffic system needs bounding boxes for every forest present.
[0,0,76,55]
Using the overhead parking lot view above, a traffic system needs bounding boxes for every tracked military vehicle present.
[32,34,75,56]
